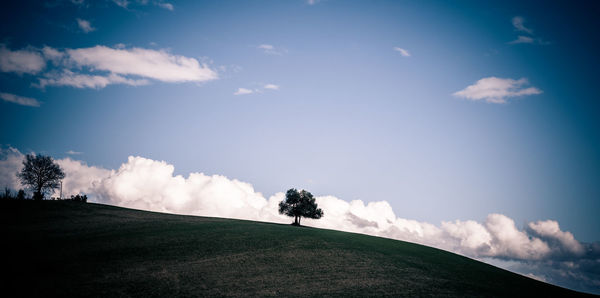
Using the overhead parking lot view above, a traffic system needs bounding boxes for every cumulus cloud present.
[54,158,111,197]
[529,220,585,256]
[453,77,542,104]
[393,47,411,57]
[76,18,96,33]
[484,214,551,260]
[0,92,41,107]
[0,44,46,75]
[264,84,279,90]
[0,147,598,293]
[0,147,25,190]
[512,16,533,34]
[441,219,492,255]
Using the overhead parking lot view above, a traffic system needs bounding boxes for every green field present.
[1,201,592,297]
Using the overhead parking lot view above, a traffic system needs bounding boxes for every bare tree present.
[17,154,65,200]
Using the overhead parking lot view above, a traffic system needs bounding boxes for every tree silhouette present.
[17,154,65,200]
[278,188,323,226]
[16,189,26,200]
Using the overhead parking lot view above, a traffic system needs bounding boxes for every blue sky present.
[1,0,599,293]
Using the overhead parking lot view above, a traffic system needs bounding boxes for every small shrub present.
[70,194,88,202]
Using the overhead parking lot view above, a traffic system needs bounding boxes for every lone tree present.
[279,188,323,226]
[17,154,65,200]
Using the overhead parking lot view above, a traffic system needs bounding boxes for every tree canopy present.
[17,154,65,200]
[278,188,323,225]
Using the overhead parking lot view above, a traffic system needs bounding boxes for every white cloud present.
[42,46,64,64]
[258,44,273,50]
[66,150,83,155]
[529,220,585,256]
[453,77,542,104]
[512,16,533,34]
[484,214,551,260]
[113,0,130,8]
[113,0,173,11]
[3,45,218,90]
[508,36,550,46]
[393,47,411,57]
[0,44,46,75]
[1,147,597,293]
[307,0,321,5]
[234,88,253,95]
[441,219,492,255]
[76,18,96,33]
[257,44,285,55]
[156,2,174,11]
[55,158,111,197]
[234,84,278,95]
[525,273,547,282]
[0,92,41,107]
[66,46,218,83]
[508,36,534,44]
[38,70,149,89]
[0,147,26,190]
[508,17,549,46]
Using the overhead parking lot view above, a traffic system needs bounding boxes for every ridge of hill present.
[1,201,593,297]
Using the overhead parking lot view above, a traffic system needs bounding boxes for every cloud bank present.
[0,147,597,294]
[453,77,542,104]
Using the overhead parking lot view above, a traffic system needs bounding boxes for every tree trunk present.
[35,186,43,201]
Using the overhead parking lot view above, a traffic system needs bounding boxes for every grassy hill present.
[1,200,593,297]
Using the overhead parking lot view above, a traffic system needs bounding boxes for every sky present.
[1,0,599,294]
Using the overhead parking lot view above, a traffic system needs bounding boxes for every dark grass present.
[0,200,594,297]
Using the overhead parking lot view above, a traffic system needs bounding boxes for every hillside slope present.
[0,201,593,297]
